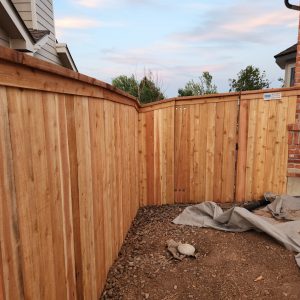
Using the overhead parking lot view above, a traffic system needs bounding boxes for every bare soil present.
[101,205,300,300]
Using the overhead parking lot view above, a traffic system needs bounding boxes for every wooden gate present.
[174,96,238,203]
[139,90,298,205]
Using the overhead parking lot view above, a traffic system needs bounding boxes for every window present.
[290,67,295,86]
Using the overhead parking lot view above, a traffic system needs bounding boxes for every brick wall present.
[288,124,300,177]
[287,12,300,178]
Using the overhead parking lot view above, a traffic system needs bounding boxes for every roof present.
[274,44,297,59]
[1,0,77,71]
[56,43,78,72]
[274,43,297,69]
[0,0,35,48]
[28,29,50,42]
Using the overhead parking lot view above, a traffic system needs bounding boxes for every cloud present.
[56,17,124,30]
[61,0,297,96]
[56,18,103,29]
[171,2,298,45]
[73,0,158,8]
[74,0,107,8]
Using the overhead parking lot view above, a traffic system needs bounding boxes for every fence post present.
[235,94,248,202]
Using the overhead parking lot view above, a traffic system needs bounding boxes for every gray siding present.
[0,27,9,47]
[10,0,66,67]
[35,0,62,66]
[11,0,34,28]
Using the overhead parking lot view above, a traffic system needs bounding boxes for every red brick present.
[288,146,300,152]
[288,159,300,163]
[295,132,300,145]
[287,124,300,131]
[288,172,300,177]
[288,145,300,150]
[288,132,293,145]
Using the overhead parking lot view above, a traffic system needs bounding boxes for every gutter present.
[284,0,300,11]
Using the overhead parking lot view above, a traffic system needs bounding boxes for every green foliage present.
[138,75,165,104]
[112,72,165,104]
[111,75,139,98]
[278,77,285,88]
[178,72,217,97]
[229,66,270,92]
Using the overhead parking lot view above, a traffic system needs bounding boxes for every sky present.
[53,0,299,97]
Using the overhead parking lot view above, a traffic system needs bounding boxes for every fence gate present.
[174,97,239,203]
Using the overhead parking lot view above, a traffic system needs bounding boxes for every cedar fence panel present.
[0,47,140,299]
[139,104,175,206]
[174,98,238,203]
[236,93,297,201]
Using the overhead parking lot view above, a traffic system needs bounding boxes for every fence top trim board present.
[0,45,299,111]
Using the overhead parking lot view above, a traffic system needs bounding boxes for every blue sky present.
[54,0,299,97]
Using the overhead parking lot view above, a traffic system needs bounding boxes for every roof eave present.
[56,43,78,72]
[0,0,35,51]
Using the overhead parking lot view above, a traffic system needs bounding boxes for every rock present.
[174,285,178,290]
[254,275,263,282]
[178,244,196,257]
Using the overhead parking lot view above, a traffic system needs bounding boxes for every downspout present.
[284,0,300,11]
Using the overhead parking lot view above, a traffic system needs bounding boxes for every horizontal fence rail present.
[0,46,298,299]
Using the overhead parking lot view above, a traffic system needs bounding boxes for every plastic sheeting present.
[173,195,300,268]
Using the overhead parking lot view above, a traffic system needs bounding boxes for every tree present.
[178,71,217,97]
[112,72,165,104]
[278,77,285,88]
[229,66,270,92]
[111,75,139,98]
[139,75,165,104]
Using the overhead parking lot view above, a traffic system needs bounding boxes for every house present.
[274,43,296,87]
[0,0,77,71]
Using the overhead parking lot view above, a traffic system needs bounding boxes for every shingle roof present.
[28,29,50,42]
[274,43,297,58]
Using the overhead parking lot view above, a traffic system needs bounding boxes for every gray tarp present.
[173,195,300,268]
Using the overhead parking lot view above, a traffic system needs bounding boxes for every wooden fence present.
[0,48,139,299]
[0,46,298,299]
[139,92,297,205]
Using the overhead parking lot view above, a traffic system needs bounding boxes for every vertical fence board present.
[65,96,84,299]
[205,103,216,201]
[174,106,191,203]
[0,87,24,300]
[7,89,40,299]
[138,113,147,206]
[57,95,77,300]
[88,99,106,294]
[236,99,249,202]
[213,102,225,202]
[263,100,278,194]
[222,101,238,202]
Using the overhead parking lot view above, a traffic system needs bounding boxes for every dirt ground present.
[101,205,300,300]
